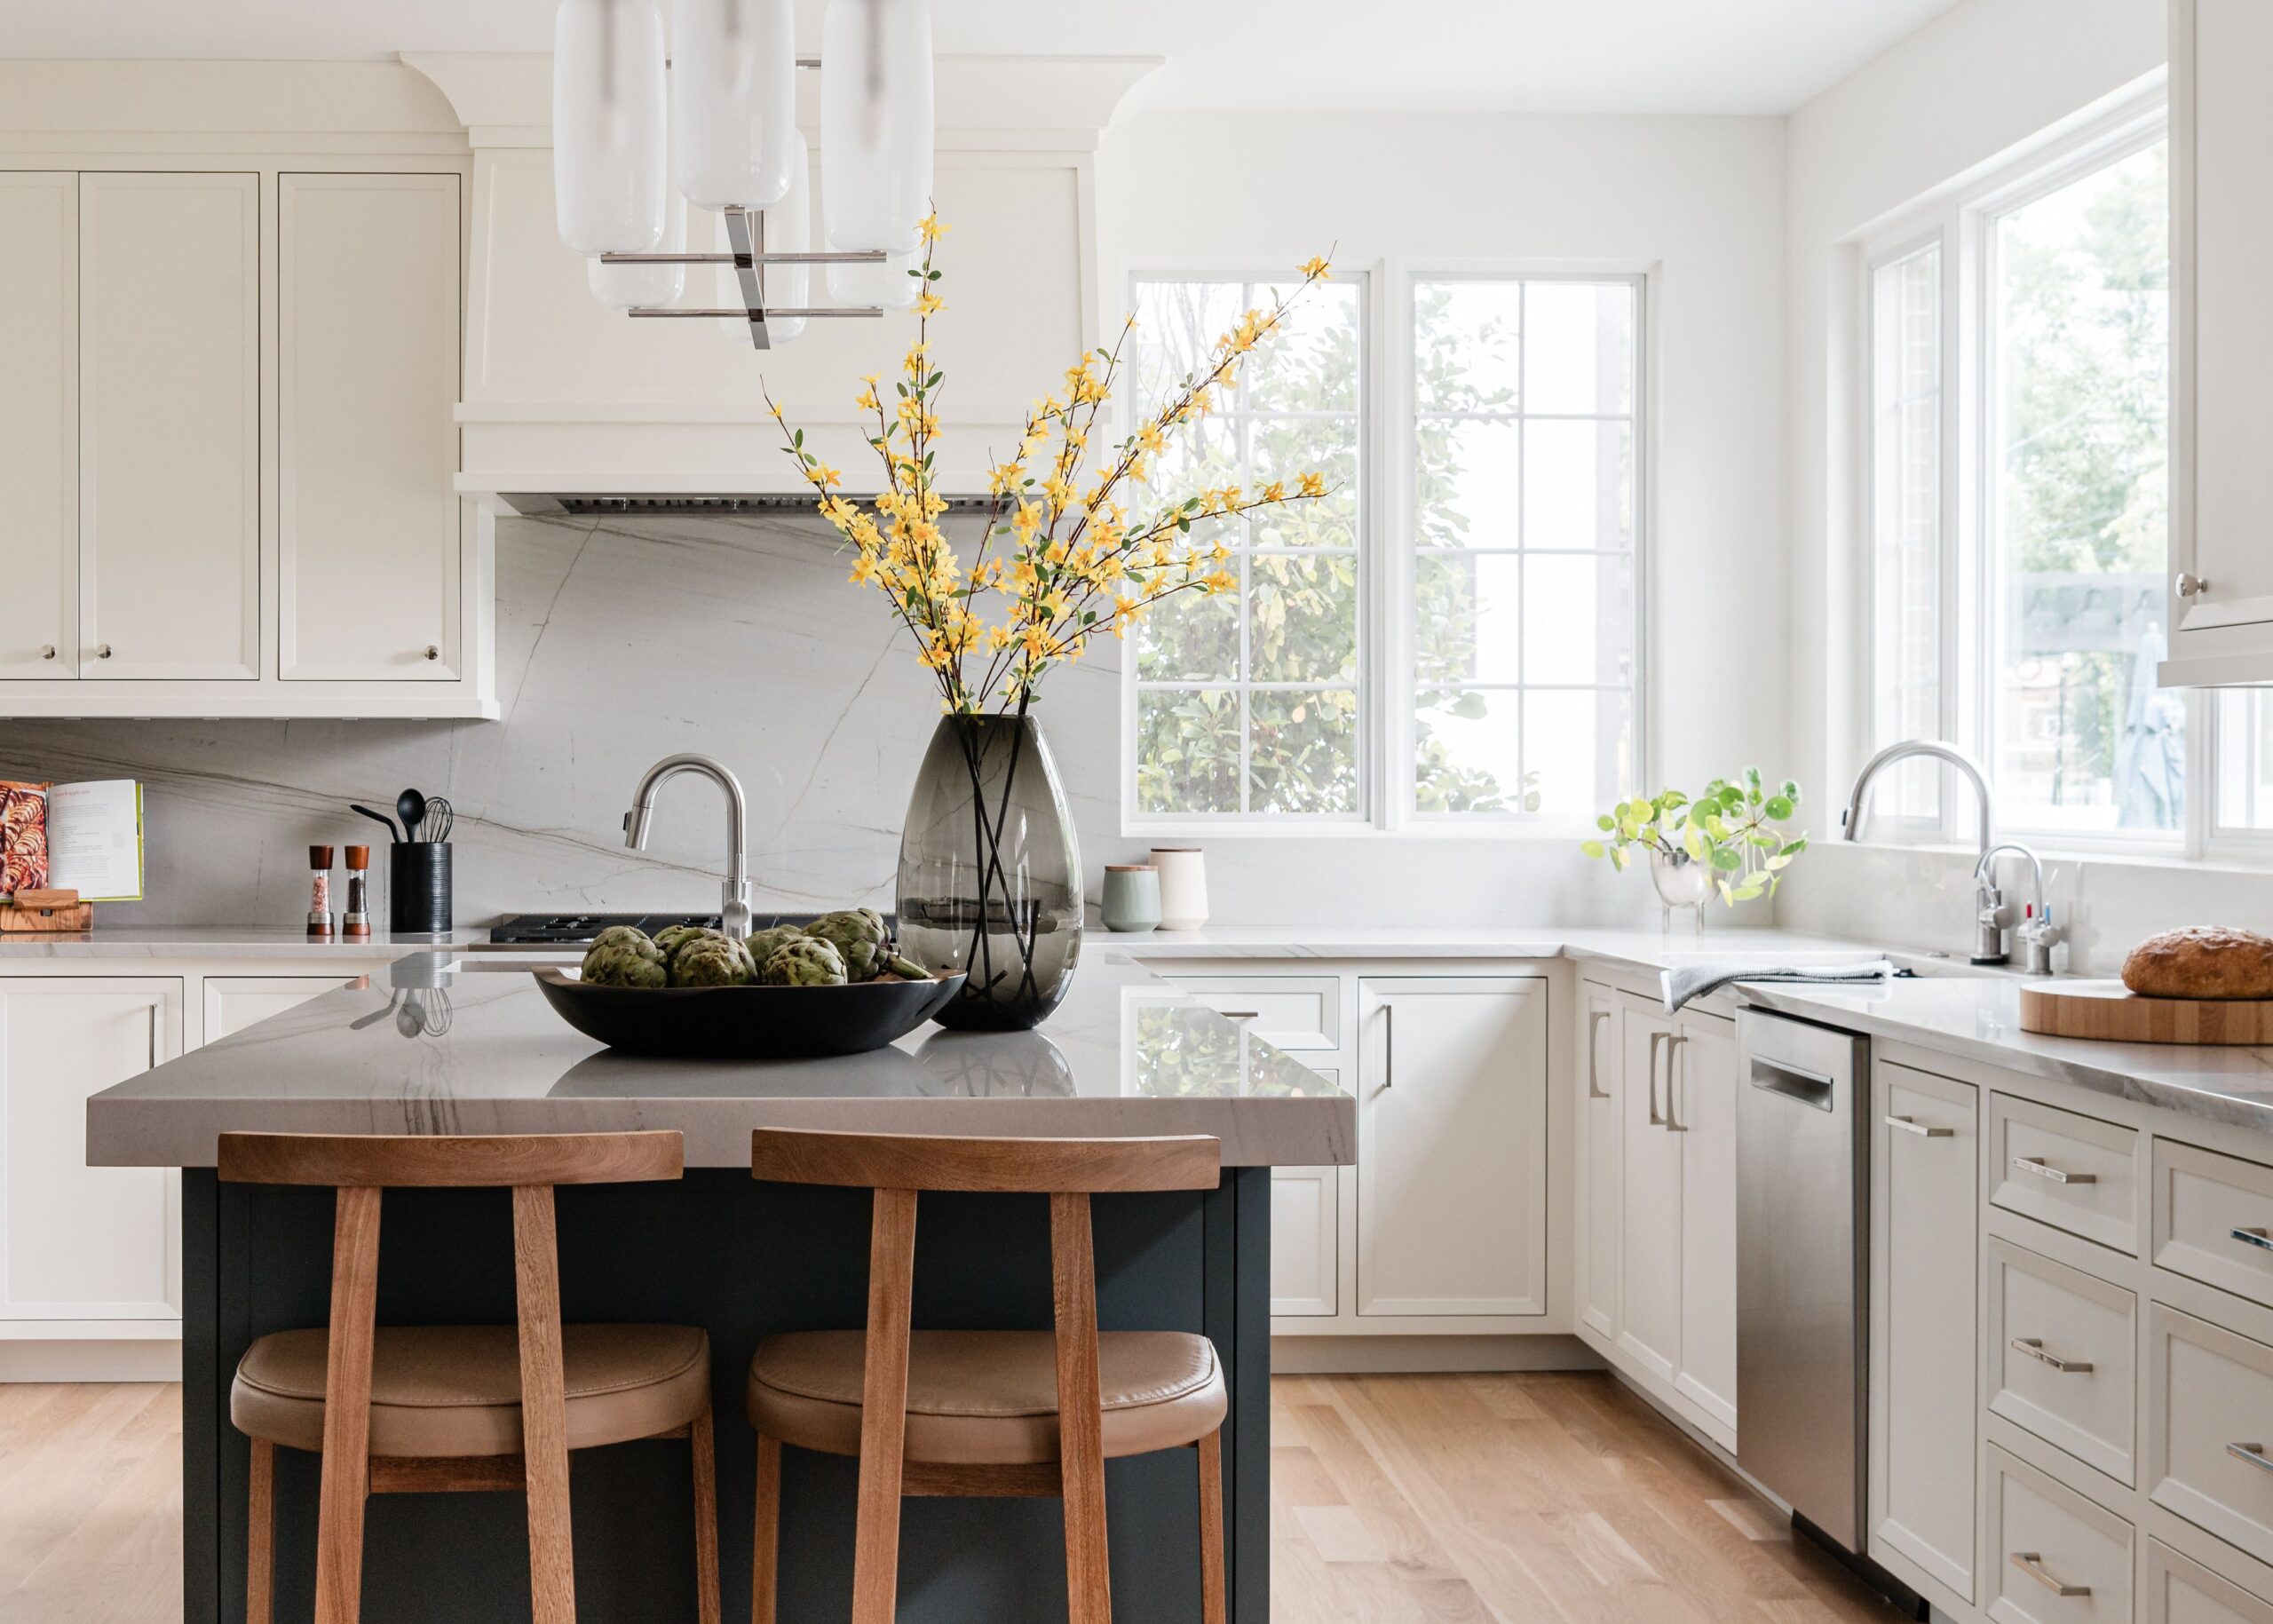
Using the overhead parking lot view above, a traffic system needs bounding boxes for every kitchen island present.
[87,949,1351,1624]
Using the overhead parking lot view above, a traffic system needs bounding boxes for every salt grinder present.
[342,845,372,939]
[306,845,336,939]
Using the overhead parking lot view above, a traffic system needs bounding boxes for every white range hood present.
[404,53,1157,515]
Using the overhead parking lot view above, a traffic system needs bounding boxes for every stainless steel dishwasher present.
[1734,1008,1873,1552]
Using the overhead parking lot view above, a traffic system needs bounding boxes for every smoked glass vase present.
[896,713,1083,1030]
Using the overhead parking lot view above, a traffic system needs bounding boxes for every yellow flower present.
[919,213,950,243]
[1137,423,1167,456]
[768,400,786,419]
[808,462,842,487]
[914,289,945,317]
[1261,480,1286,503]
[1299,255,1332,280]
[1298,471,1327,498]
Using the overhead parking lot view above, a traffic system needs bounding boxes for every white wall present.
[1095,109,1792,924]
[1766,0,2273,970]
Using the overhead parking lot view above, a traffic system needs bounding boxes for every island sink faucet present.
[622,753,753,941]
[1841,739,2008,965]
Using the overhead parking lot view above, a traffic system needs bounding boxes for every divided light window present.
[1867,243,1944,820]
[1127,275,1366,818]
[1410,277,1640,820]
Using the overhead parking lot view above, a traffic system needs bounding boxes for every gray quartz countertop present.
[85,951,1353,1170]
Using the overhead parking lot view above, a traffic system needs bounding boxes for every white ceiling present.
[0,0,1962,115]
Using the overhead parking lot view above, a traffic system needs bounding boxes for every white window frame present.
[1120,258,1654,837]
[1853,83,2221,858]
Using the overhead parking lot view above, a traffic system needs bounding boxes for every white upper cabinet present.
[2168,0,2273,684]
[277,173,463,681]
[0,174,77,680]
[79,172,261,681]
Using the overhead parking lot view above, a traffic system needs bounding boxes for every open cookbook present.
[0,780,145,903]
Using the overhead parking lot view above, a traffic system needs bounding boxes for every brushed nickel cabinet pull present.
[97,644,112,660]
[1588,1009,1612,1100]
[1382,1003,1394,1090]
[2009,1552,2088,1597]
[2232,1227,2273,1253]
[1665,1034,1690,1132]
[1646,1030,1667,1127]
[2228,1442,2273,1475]
[1217,1010,1261,1020]
[2012,1155,2094,1185]
[39,645,56,660]
[424,645,440,660]
[1885,1114,1952,1137]
[2009,1337,2092,1374]
[2177,571,2212,598]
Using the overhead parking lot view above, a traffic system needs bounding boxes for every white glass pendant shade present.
[825,238,921,311]
[554,0,670,255]
[590,84,688,310]
[714,131,812,341]
[819,0,934,254]
[669,0,797,210]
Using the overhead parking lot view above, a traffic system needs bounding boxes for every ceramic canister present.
[1101,864,1161,933]
[1150,847,1209,931]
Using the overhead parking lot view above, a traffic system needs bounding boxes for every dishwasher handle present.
[1748,1056,1838,1112]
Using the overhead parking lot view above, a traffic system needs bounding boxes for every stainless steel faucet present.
[1973,841,2062,976]
[622,754,753,940]
[1841,739,2008,965]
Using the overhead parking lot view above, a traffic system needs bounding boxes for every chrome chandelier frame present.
[604,208,886,351]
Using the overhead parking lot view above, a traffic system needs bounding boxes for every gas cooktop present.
[489,910,892,945]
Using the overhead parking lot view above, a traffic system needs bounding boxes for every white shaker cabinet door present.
[277,173,463,681]
[0,978,184,1322]
[0,173,77,679]
[1271,1066,1340,1318]
[1576,983,1621,1343]
[1617,994,1682,1384]
[1868,1060,1978,1609]
[1355,978,1547,1318]
[79,172,260,680]
[1670,1010,1738,1444]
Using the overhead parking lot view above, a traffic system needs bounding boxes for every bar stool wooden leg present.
[512,1185,578,1624]
[314,1185,382,1624]
[750,1434,782,1624]
[690,1402,721,1624]
[1049,1192,1113,1624]
[246,1438,276,1624]
[851,1188,918,1624]
[1197,1428,1225,1624]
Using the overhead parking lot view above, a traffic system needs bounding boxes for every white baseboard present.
[0,1339,182,1382]
[1271,1332,1606,1375]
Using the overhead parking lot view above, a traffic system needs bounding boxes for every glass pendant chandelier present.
[557,0,934,349]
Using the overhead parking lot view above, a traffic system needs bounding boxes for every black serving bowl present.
[532,967,966,1059]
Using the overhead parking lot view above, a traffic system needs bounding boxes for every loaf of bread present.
[2120,926,2273,1000]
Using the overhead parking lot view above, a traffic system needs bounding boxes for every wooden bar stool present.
[218,1131,723,1624]
[744,1129,1227,1624]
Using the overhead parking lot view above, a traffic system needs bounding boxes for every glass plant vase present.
[1651,850,1714,938]
[895,712,1083,1031]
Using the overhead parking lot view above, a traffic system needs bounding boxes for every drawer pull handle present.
[2232,1227,2273,1253]
[1588,1008,1612,1100]
[2009,1337,2092,1374]
[2228,1442,2273,1475]
[1217,1010,1261,1020]
[2009,1552,2089,1597]
[2012,1155,2095,1185]
[1885,1114,1952,1138]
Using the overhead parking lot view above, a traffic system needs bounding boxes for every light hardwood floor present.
[2,1374,1894,1621]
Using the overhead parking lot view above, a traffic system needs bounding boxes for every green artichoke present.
[741,923,808,965]
[670,937,756,987]
[580,930,667,989]
[763,936,848,986]
[651,923,717,963]
[804,907,924,980]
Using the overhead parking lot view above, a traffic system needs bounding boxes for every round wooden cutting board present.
[2018,979,2273,1045]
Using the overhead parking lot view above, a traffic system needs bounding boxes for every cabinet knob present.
[39,645,56,661]
[2177,572,2212,598]
[424,645,440,661]
[96,644,112,660]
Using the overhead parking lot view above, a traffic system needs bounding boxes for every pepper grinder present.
[342,845,372,940]
[306,845,336,939]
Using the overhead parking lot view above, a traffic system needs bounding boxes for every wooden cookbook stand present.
[0,888,93,933]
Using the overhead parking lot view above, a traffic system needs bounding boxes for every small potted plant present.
[1582,769,1808,933]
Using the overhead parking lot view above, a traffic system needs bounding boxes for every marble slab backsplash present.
[4,512,1663,932]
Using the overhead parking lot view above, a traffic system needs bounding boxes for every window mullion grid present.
[1514,281,1529,796]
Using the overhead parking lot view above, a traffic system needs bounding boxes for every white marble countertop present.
[85,951,1354,1170]
[0,925,490,960]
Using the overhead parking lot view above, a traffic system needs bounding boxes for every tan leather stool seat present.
[747,1329,1225,1466]
[233,1324,710,1458]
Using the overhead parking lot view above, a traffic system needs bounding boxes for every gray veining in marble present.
[86,952,1353,1169]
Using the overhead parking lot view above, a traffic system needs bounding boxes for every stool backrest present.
[218,1131,684,1624]
[749,1129,1223,1620]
